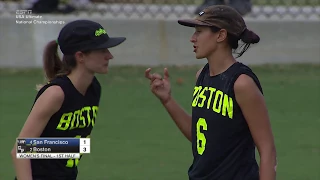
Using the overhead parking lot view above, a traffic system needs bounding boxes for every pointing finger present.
[145,68,152,80]
[164,68,170,80]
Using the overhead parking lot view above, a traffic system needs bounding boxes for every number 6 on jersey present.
[196,118,207,155]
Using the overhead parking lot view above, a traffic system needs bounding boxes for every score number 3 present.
[196,118,207,155]
[66,135,90,168]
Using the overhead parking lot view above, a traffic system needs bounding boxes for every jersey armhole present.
[34,83,67,111]
[37,83,63,97]
[229,69,264,98]
[227,70,263,113]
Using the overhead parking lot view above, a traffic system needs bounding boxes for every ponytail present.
[43,40,63,81]
[36,40,63,91]
[234,29,260,58]
[36,40,83,91]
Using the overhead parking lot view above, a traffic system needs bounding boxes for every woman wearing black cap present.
[11,19,126,180]
[145,5,277,180]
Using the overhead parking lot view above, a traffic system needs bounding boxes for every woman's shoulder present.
[36,76,68,97]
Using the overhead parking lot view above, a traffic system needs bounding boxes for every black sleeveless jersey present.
[30,75,101,180]
[188,62,263,180]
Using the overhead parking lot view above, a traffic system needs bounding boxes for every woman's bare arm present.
[11,86,64,180]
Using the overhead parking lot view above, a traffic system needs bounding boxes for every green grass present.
[0,64,319,180]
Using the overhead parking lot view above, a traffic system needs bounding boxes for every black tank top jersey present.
[188,62,263,180]
[30,75,101,180]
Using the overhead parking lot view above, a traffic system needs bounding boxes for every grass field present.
[0,64,319,180]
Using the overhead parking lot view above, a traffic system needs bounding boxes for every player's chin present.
[100,69,109,74]
[95,67,109,74]
[195,53,206,59]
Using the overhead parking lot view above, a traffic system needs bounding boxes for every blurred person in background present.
[24,0,90,14]
[11,19,126,180]
[145,5,276,180]
[195,0,252,16]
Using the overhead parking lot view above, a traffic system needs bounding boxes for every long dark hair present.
[36,40,89,90]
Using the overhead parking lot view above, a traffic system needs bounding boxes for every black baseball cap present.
[178,5,246,37]
[57,20,126,55]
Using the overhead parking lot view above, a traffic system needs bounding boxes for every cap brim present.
[96,37,126,49]
[178,19,212,27]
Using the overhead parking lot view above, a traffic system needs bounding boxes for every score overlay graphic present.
[16,138,90,159]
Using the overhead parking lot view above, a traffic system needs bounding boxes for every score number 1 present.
[79,138,90,154]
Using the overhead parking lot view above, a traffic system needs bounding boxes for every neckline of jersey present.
[64,75,92,98]
[207,61,240,78]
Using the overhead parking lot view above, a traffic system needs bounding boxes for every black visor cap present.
[57,20,126,55]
